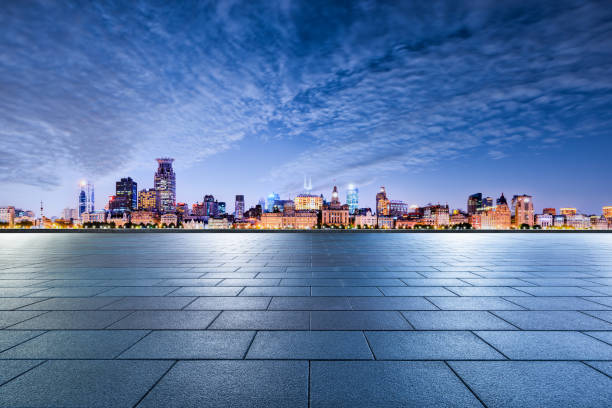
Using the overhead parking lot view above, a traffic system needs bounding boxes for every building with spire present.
[376,187,390,216]
[322,186,349,226]
[512,194,534,227]
[78,181,94,218]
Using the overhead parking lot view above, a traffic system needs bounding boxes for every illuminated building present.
[422,204,450,227]
[266,193,280,212]
[291,211,318,229]
[261,212,283,229]
[138,189,157,211]
[0,206,15,227]
[512,195,534,227]
[389,201,409,217]
[191,202,205,217]
[354,209,376,228]
[543,208,556,216]
[469,214,482,229]
[204,195,218,217]
[377,216,395,229]
[479,193,511,229]
[449,212,469,226]
[160,213,178,226]
[591,216,608,230]
[603,206,612,219]
[130,210,160,226]
[218,202,226,215]
[78,181,94,217]
[536,214,553,228]
[467,193,482,215]
[235,195,245,219]
[482,196,494,208]
[207,218,231,229]
[176,203,188,220]
[294,194,323,211]
[376,187,390,216]
[322,186,350,226]
[553,215,566,227]
[346,185,359,214]
[62,208,78,221]
[81,211,106,223]
[154,158,176,213]
[116,177,138,210]
[273,199,294,213]
[566,214,590,229]
[560,208,577,216]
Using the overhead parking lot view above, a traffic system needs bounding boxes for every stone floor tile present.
[312,287,383,296]
[0,360,43,385]
[20,297,122,310]
[426,296,523,310]
[97,287,178,297]
[311,311,412,330]
[0,298,45,310]
[349,296,437,310]
[0,311,45,329]
[169,286,242,296]
[402,311,517,330]
[380,287,456,296]
[209,311,309,330]
[446,287,531,297]
[240,286,310,296]
[185,296,270,310]
[109,310,219,329]
[502,296,610,310]
[0,331,44,353]
[8,310,130,330]
[492,311,612,330]
[268,297,351,310]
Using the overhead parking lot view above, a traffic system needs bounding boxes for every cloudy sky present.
[1,0,612,216]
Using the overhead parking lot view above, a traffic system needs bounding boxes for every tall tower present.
[78,181,94,217]
[346,184,359,214]
[115,177,138,211]
[235,195,245,220]
[467,193,483,215]
[154,158,176,213]
[376,187,389,216]
[331,186,340,205]
[512,195,534,227]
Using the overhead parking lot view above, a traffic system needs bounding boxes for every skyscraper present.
[154,158,176,213]
[235,195,245,219]
[204,194,218,217]
[512,195,534,227]
[266,193,280,212]
[138,189,157,211]
[115,177,138,211]
[376,187,389,216]
[467,193,482,215]
[346,184,358,215]
[78,181,94,217]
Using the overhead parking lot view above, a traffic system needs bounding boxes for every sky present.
[1,0,612,216]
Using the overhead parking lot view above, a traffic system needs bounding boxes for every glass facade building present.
[154,158,176,213]
[346,185,358,214]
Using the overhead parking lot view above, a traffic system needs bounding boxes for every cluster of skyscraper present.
[2,158,612,230]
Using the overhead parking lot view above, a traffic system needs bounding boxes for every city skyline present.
[2,1,612,216]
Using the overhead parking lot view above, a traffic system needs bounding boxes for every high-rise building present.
[467,193,482,215]
[235,195,245,219]
[266,193,280,212]
[154,158,176,213]
[294,194,323,211]
[0,206,15,227]
[138,189,157,211]
[603,206,612,219]
[512,194,534,227]
[62,208,78,220]
[346,185,358,215]
[78,181,94,217]
[218,202,226,215]
[479,193,511,229]
[116,177,138,210]
[376,187,390,216]
[482,196,494,208]
[542,208,556,216]
[560,208,577,216]
[204,195,218,217]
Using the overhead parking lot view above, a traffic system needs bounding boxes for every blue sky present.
[1,0,612,216]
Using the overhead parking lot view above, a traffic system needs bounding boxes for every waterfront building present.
[389,201,409,217]
[603,206,612,219]
[591,216,608,230]
[290,211,318,229]
[160,213,178,226]
[354,209,377,228]
[138,189,157,211]
[81,211,106,223]
[543,208,556,216]
[566,214,590,229]
[218,202,226,215]
[294,194,323,211]
[207,218,231,229]
[469,214,482,230]
[322,186,350,226]
[131,210,160,226]
[422,204,450,227]
[62,208,78,221]
[482,196,494,208]
[467,193,483,215]
[512,195,535,227]
[377,216,395,229]
[449,211,469,226]
[553,214,567,227]
[0,206,15,226]
[261,212,284,229]
[183,219,205,229]
[346,185,359,215]
[116,177,138,211]
[536,213,554,228]
[154,158,176,213]
[176,203,188,220]
[204,195,218,217]
[479,194,511,230]
[78,181,94,217]
[376,187,390,216]
[560,208,577,216]
[235,195,245,219]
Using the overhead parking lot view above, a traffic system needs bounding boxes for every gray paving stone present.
[109,310,219,329]
[462,278,533,286]
[450,361,612,408]
[402,311,516,330]
[311,311,411,330]
[475,331,612,360]
[401,278,471,286]
[0,330,148,359]
[311,361,483,408]
[0,288,47,297]
[154,279,220,286]
[502,296,610,310]
[119,330,254,359]
[97,286,178,296]
[0,311,45,328]
[247,331,373,359]
[186,296,270,310]
[582,310,612,324]
[583,297,612,307]
[8,310,130,330]
[492,311,612,330]
[426,296,523,310]
[349,296,437,310]
[102,296,195,310]
[219,278,280,286]
[0,331,44,352]
[447,287,531,296]
[365,331,504,360]
[0,360,173,408]
[240,286,310,296]
[312,287,382,296]
[209,311,309,330]
[0,360,43,385]
[586,361,612,377]
[516,286,603,296]
[379,287,456,296]
[169,286,242,296]
[0,298,45,310]
[268,297,351,310]
[25,287,111,297]
[20,297,122,310]
[584,331,612,345]
[138,361,308,408]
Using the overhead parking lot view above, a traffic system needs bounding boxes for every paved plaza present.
[0,232,611,407]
